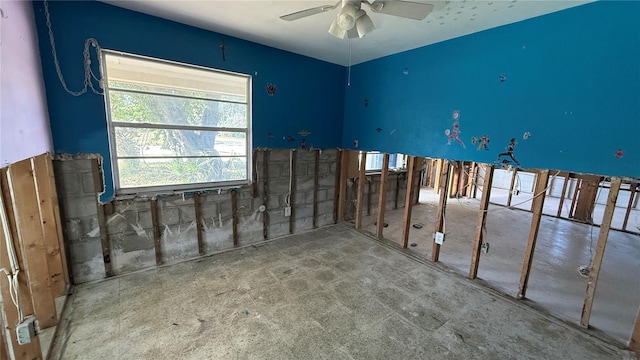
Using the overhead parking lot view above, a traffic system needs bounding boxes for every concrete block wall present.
[53,148,340,283]
[345,171,409,220]
[53,159,105,284]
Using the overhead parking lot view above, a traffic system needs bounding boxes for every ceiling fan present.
[280,0,434,39]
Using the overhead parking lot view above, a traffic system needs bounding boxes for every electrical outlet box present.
[511,190,520,195]
[434,232,445,245]
[481,242,490,254]
[284,207,292,217]
[16,316,37,345]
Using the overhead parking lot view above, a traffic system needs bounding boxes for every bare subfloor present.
[55,225,633,359]
[361,187,640,344]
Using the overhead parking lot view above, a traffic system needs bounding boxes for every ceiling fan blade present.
[280,1,341,21]
[368,1,434,20]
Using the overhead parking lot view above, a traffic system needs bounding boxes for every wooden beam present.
[333,150,342,224]
[150,199,162,265]
[568,179,581,218]
[448,162,460,198]
[432,161,450,262]
[465,162,476,198]
[7,160,58,329]
[355,152,367,229]
[622,183,637,231]
[194,193,205,255]
[289,150,297,234]
[0,169,43,359]
[252,149,259,198]
[367,177,373,216]
[469,165,495,279]
[263,150,270,239]
[433,159,442,194]
[580,177,622,327]
[313,149,319,228]
[376,153,390,238]
[414,158,423,205]
[506,169,518,207]
[401,156,418,248]
[472,163,479,199]
[45,154,70,294]
[630,307,640,351]
[231,190,240,246]
[517,170,550,299]
[337,150,350,222]
[97,204,113,278]
[32,155,67,295]
[556,174,570,218]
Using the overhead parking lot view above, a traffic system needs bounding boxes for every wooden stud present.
[469,164,495,279]
[568,179,581,218]
[194,193,205,255]
[401,156,418,248]
[333,150,341,224]
[367,177,373,216]
[0,169,43,359]
[32,155,67,295]
[429,159,437,188]
[506,169,518,207]
[432,161,450,262]
[231,190,240,246]
[376,153,390,238]
[45,156,70,291]
[263,150,270,239]
[466,162,476,198]
[448,162,460,198]
[337,150,350,222]
[394,173,401,209]
[313,149,319,228]
[580,177,622,327]
[252,149,259,198]
[472,163,479,199]
[150,199,163,265]
[630,307,640,351]
[433,159,442,194]
[355,152,367,229]
[97,204,114,278]
[557,174,570,218]
[622,183,637,231]
[573,176,601,222]
[517,170,550,299]
[414,158,423,205]
[289,150,297,234]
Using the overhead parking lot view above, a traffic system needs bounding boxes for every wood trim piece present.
[289,150,297,234]
[622,183,637,231]
[569,179,581,218]
[376,153,390,238]
[194,193,205,255]
[252,149,259,198]
[355,152,367,229]
[231,190,239,246]
[263,150,270,239]
[465,162,476,198]
[432,161,450,262]
[517,170,550,299]
[150,199,162,265]
[433,159,442,194]
[333,150,342,224]
[44,154,70,294]
[506,169,518,206]
[580,177,622,327]
[401,156,418,248]
[469,164,494,279]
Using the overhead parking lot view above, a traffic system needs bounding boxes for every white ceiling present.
[100,0,591,66]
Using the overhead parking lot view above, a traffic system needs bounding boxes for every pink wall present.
[0,0,53,167]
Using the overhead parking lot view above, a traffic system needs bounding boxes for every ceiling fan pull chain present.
[348,38,352,86]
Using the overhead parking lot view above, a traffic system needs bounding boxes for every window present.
[103,51,251,194]
[365,152,406,171]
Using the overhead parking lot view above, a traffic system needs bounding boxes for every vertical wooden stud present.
[580,177,622,327]
[45,155,70,292]
[433,159,442,194]
[466,162,476,198]
[337,150,350,222]
[376,153,390,238]
[313,149,319,228]
[622,183,637,231]
[394,173,401,209]
[7,160,58,328]
[289,150,297,234]
[401,156,418,248]
[252,149,259,198]
[506,169,518,206]
[150,199,162,265]
[333,150,342,224]
[448,162,460,198]
[432,161,450,262]
[630,307,640,351]
[414,158,423,205]
[263,150,270,239]
[469,165,495,279]
[355,152,367,229]
[569,179,582,218]
[194,193,205,255]
[231,190,239,246]
[367,178,373,216]
[517,170,550,299]
[557,174,570,218]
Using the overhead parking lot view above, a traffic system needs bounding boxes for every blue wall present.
[342,1,640,178]
[32,0,346,201]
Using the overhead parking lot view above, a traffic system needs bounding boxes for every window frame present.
[102,50,252,196]
[364,152,406,172]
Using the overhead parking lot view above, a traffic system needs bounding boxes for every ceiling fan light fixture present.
[328,18,347,38]
[355,12,374,37]
[336,3,358,30]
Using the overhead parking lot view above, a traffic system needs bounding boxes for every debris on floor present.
[577,265,590,277]
[242,310,249,316]
[410,243,417,247]
[412,223,423,229]
[373,222,389,227]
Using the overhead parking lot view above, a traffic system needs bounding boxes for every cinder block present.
[179,206,197,223]
[318,175,335,187]
[55,159,94,173]
[111,232,154,253]
[68,237,102,263]
[62,196,98,219]
[297,176,315,191]
[200,202,218,218]
[267,163,283,179]
[294,204,313,219]
[267,195,281,210]
[81,171,98,194]
[269,149,292,162]
[137,210,154,230]
[56,172,82,197]
[317,201,334,215]
[267,178,290,194]
[159,207,180,226]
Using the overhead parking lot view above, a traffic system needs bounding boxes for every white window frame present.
[365,152,406,172]
[102,50,252,195]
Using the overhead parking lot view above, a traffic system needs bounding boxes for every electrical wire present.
[0,188,24,323]
[44,0,104,96]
